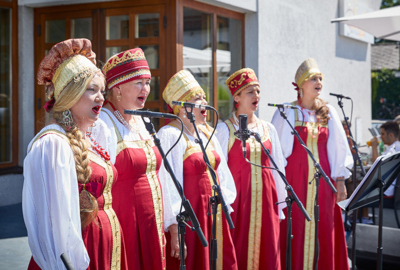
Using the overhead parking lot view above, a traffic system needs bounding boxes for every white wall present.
[252,0,381,144]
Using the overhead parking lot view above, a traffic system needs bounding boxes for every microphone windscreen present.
[238,114,248,132]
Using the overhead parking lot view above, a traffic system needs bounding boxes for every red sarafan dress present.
[27,129,127,270]
[222,119,281,270]
[273,105,350,270]
[100,109,166,270]
[163,125,237,270]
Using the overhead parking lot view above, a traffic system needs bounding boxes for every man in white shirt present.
[370,121,400,197]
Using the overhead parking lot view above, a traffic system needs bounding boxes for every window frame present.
[0,0,19,169]
[180,0,245,114]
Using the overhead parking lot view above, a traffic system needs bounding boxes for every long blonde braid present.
[50,74,100,229]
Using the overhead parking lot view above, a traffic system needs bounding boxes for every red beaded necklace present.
[86,133,110,161]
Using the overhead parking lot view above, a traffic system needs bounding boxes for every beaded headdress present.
[163,70,205,115]
[226,68,259,97]
[294,58,323,89]
[37,38,99,108]
[102,48,151,90]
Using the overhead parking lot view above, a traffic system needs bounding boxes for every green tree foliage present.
[381,0,400,9]
[371,69,400,119]
[375,1,400,43]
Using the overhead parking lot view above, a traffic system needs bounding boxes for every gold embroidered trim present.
[107,113,164,264]
[143,141,165,262]
[225,120,237,152]
[178,127,222,267]
[88,151,121,270]
[293,102,328,128]
[108,69,151,89]
[247,138,263,269]
[225,119,270,151]
[103,49,147,74]
[225,120,270,269]
[205,154,223,270]
[293,114,321,270]
[116,139,155,156]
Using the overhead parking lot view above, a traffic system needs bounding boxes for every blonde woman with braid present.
[22,39,127,270]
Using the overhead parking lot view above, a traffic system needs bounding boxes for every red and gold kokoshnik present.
[102,48,151,90]
[226,68,259,97]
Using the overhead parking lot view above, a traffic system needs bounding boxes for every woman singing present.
[271,58,353,270]
[23,39,126,269]
[216,68,287,270]
[158,70,238,270]
[96,48,165,270]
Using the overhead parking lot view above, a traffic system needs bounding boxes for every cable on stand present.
[332,94,366,270]
[276,107,337,270]
[129,110,208,270]
[182,104,234,270]
[250,130,311,270]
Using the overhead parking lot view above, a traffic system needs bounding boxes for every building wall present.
[253,0,381,145]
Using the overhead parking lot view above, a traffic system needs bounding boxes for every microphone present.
[124,110,178,119]
[329,93,351,100]
[234,114,250,159]
[60,253,75,270]
[171,101,214,110]
[268,103,297,109]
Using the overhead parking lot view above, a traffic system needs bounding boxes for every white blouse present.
[22,124,90,270]
[157,125,237,231]
[216,120,288,219]
[271,103,353,180]
[94,108,153,164]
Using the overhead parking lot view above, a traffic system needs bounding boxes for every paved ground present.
[0,203,31,269]
[0,203,398,269]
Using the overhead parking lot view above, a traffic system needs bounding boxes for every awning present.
[331,6,400,41]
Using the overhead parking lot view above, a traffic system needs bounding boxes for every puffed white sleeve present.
[271,107,296,159]
[22,135,89,270]
[211,134,237,212]
[326,104,353,180]
[215,123,230,162]
[97,110,118,164]
[267,122,288,219]
[157,126,187,231]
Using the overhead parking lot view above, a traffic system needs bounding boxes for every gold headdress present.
[294,58,323,88]
[37,39,100,109]
[163,70,205,115]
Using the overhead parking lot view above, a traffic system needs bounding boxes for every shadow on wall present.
[334,2,368,61]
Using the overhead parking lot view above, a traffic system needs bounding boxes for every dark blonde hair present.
[312,97,330,125]
[49,72,104,229]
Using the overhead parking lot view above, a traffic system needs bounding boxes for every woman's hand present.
[168,224,187,260]
[335,179,347,203]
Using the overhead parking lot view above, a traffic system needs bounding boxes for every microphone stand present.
[183,104,234,270]
[276,108,337,270]
[140,115,208,270]
[334,96,365,270]
[249,131,311,270]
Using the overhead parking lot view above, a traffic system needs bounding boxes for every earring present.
[299,89,303,98]
[117,91,122,102]
[61,109,73,131]
[183,114,187,118]
[235,101,239,109]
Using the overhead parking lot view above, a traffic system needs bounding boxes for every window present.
[35,5,166,131]
[0,0,18,169]
[182,2,244,122]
